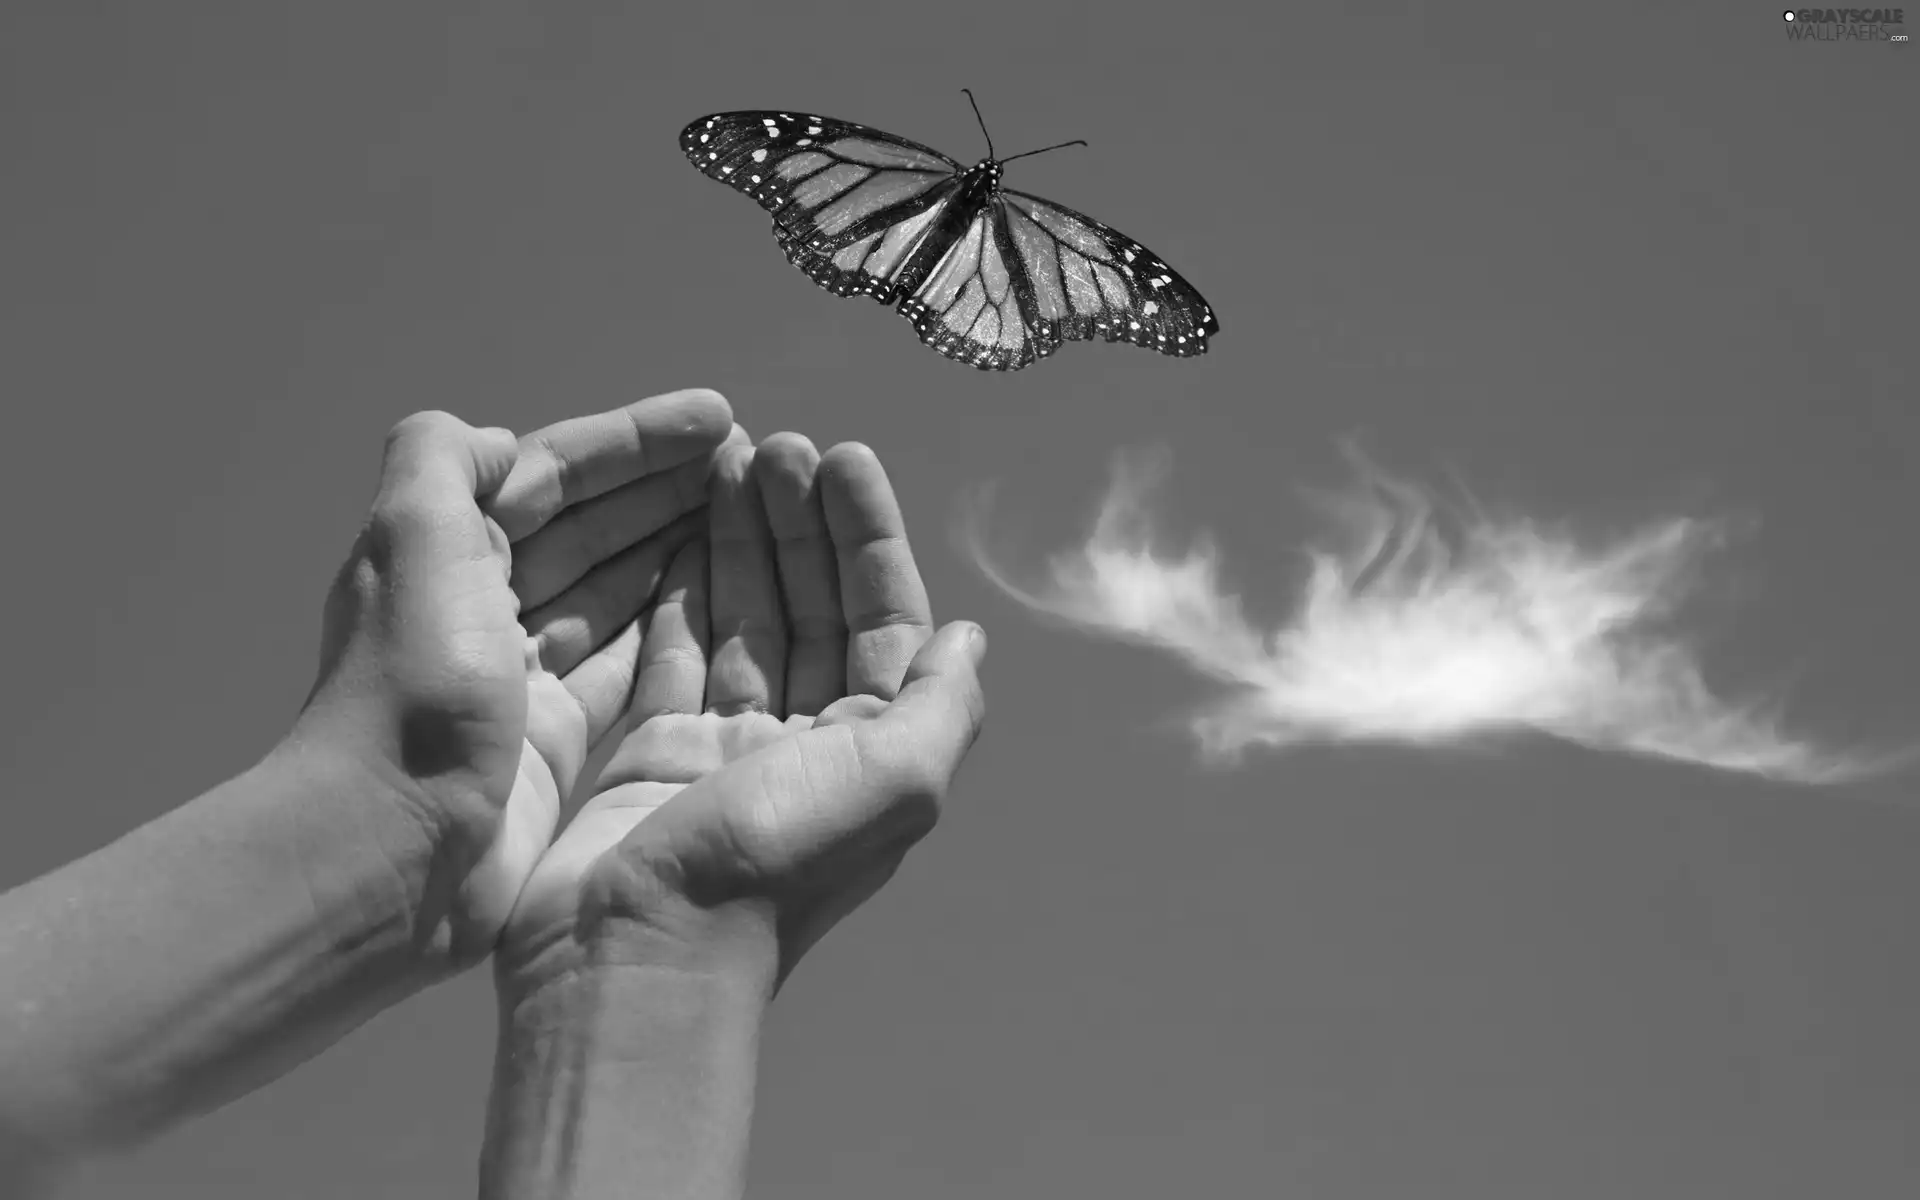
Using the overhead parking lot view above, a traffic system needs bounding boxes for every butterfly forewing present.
[772,187,963,303]
[684,111,966,304]
[680,109,1218,371]
[681,112,957,229]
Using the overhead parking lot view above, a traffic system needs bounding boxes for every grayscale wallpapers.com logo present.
[1782,7,1910,38]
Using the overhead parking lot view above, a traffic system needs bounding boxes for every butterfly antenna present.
[961,88,994,159]
[999,138,1090,164]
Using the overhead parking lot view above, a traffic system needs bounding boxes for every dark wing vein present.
[897,207,1048,371]
[774,182,963,304]
[1001,189,1219,359]
[682,111,965,304]
[681,112,1219,371]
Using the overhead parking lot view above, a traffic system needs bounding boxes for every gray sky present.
[2,3,1917,1197]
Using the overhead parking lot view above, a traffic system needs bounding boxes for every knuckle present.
[813,693,886,727]
[523,432,580,499]
[842,580,928,629]
[526,431,568,470]
[627,703,688,727]
[644,641,707,672]
[387,409,459,448]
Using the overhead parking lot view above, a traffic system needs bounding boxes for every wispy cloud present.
[959,448,1900,784]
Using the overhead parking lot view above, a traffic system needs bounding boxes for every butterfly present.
[678,92,1219,372]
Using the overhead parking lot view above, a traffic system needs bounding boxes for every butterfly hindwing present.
[898,206,1057,371]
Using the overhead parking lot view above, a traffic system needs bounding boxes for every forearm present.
[480,924,776,1200]
[0,737,449,1169]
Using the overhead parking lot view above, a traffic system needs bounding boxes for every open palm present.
[498,434,987,993]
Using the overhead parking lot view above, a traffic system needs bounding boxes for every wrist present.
[493,941,774,1057]
[495,824,784,1008]
[259,729,478,977]
[482,941,775,1200]
[497,891,781,1018]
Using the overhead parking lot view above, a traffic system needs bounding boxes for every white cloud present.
[959,448,1901,784]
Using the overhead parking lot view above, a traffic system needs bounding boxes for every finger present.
[556,614,643,752]
[819,442,933,700]
[508,453,711,612]
[509,423,753,614]
[866,620,989,791]
[810,622,992,832]
[521,511,703,678]
[754,433,847,717]
[525,635,592,795]
[487,388,734,542]
[370,412,520,566]
[810,693,887,730]
[706,443,787,716]
[631,539,712,723]
[653,624,984,898]
[380,412,521,502]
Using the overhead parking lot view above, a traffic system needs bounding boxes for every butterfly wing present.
[895,192,1221,372]
[999,189,1219,359]
[770,185,968,304]
[681,111,964,303]
[681,112,1221,371]
[896,206,1052,371]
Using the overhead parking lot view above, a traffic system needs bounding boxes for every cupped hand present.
[497,435,988,996]
[294,390,739,965]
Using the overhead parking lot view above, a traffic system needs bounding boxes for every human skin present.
[0,390,739,1193]
[476,435,989,1200]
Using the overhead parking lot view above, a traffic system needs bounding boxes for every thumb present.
[874,619,989,775]
[369,411,519,561]
[377,410,519,511]
[651,621,986,892]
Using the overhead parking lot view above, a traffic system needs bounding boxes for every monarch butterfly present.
[679,92,1219,372]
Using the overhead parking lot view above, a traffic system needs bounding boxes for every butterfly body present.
[680,109,1219,371]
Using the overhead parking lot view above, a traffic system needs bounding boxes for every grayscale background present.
[3,3,1916,1197]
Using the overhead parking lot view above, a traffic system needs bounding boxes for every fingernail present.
[962,622,987,666]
